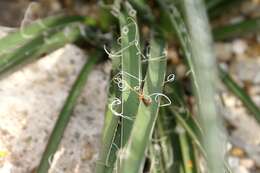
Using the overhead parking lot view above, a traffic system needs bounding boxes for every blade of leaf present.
[181,1,226,173]
[118,3,142,146]
[213,17,260,40]
[156,109,174,173]
[206,0,226,10]
[95,45,122,173]
[178,128,197,173]
[208,0,243,19]
[149,134,166,173]
[219,67,260,122]
[0,15,86,55]
[118,36,167,173]
[36,52,99,173]
[0,23,88,76]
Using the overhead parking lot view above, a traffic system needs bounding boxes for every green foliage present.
[0,15,85,55]
[0,0,259,173]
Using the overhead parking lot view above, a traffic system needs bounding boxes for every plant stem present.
[118,36,167,173]
[181,0,226,173]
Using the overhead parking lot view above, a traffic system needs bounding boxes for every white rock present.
[240,158,255,169]
[228,156,240,168]
[0,42,111,173]
[233,166,250,173]
[232,39,248,55]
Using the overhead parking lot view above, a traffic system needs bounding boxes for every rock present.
[240,158,255,169]
[233,166,250,173]
[214,42,233,61]
[228,156,240,168]
[232,39,248,55]
[0,43,111,173]
[234,59,260,85]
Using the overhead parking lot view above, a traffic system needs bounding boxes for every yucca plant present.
[0,0,259,173]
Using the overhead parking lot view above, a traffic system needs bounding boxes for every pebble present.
[228,156,240,168]
[214,42,233,61]
[234,166,250,173]
[240,158,255,169]
[232,39,248,55]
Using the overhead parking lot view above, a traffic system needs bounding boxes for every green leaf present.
[181,1,225,173]
[213,17,260,40]
[219,67,260,123]
[0,15,85,55]
[95,48,122,173]
[118,36,167,173]
[208,0,243,18]
[0,23,85,76]
[118,3,142,146]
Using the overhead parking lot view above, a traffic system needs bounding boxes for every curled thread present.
[117,37,122,44]
[129,9,137,17]
[122,26,129,35]
[133,85,141,92]
[113,71,143,84]
[164,73,175,84]
[135,42,147,60]
[142,48,167,63]
[103,40,136,59]
[104,45,122,58]
[113,77,128,91]
[141,54,166,62]
[148,93,172,107]
[185,69,192,77]
[109,98,133,121]
[20,2,39,39]
[142,52,165,62]
[125,1,137,17]
[104,16,142,62]
[112,143,120,150]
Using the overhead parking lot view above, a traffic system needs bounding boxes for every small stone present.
[240,158,255,169]
[232,39,248,55]
[82,142,95,161]
[230,147,245,157]
[214,42,233,61]
[228,156,240,168]
[229,16,245,25]
[233,166,250,173]
[226,142,232,151]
